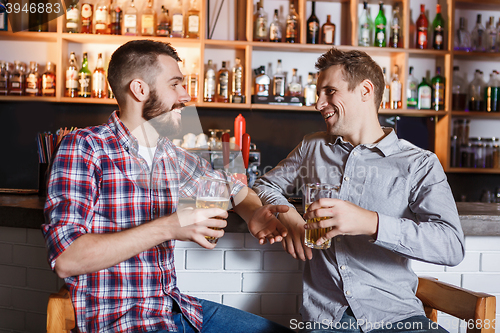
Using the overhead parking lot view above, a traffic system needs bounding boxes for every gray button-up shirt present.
[253,128,465,332]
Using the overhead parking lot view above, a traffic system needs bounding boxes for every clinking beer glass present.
[303,183,339,249]
[196,177,232,244]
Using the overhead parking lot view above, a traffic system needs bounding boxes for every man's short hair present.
[108,40,181,106]
[315,48,385,110]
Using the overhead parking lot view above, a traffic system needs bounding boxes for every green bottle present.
[432,4,445,50]
[78,52,92,98]
[374,2,386,47]
[417,77,432,110]
[432,67,445,110]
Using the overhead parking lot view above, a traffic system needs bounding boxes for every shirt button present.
[340,265,346,270]
[345,290,351,296]
[344,176,350,181]
[352,152,357,156]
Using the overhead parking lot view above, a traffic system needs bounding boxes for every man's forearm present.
[232,187,262,224]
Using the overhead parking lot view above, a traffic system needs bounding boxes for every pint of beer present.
[303,183,339,249]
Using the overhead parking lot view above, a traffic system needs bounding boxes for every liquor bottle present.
[432,67,445,111]
[66,0,80,33]
[123,0,137,36]
[156,6,171,37]
[0,61,8,95]
[454,17,471,51]
[254,66,270,96]
[416,4,428,49]
[273,59,286,96]
[29,0,48,32]
[94,0,109,34]
[78,52,92,98]
[171,0,184,38]
[471,14,485,52]
[217,61,229,103]
[203,59,216,102]
[0,1,7,31]
[304,73,317,106]
[80,1,93,33]
[321,15,335,45]
[288,68,302,96]
[25,62,41,96]
[381,67,389,109]
[432,4,445,50]
[468,69,486,111]
[8,61,25,96]
[231,57,244,103]
[389,6,402,48]
[109,0,122,35]
[306,1,319,44]
[180,59,187,91]
[485,16,498,53]
[141,0,155,36]
[285,3,299,43]
[373,2,386,47]
[186,0,200,38]
[452,66,467,111]
[407,66,418,109]
[41,62,56,97]
[92,53,107,98]
[269,9,282,42]
[484,70,499,112]
[358,1,373,47]
[66,52,79,97]
[417,77,432,110]
[390,65,402,109]
[253,1,267,41]
[187,62,199,102]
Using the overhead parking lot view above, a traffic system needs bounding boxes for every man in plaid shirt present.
[42,40,293,333]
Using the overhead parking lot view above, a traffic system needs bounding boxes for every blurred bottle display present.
[171,0,184,37]
[390,65,401,109]
[141,0,156,36]
[253,1,268,41]
[231,57,244,103]
[66,52,79,97]
[0,0,7,31]
[471,14,485,52]
[156,6,171,37]
[269,9,282,42]
[432,4,445,50]
[306,1,319,44]
[417,77,432,110]
[451,66,467,111]
[187,62,199,102]
[286,3,299,43]
[204,59,216,102]
[79,52,92,98]
[109,0,123,35]
[381,67,389,109]
[80,1,93,33]
[304,73,317,106]
[373,2,386,47]
[25,61,40,96]
[273,59,286,96]
[42,62,56,97]
[321,15,335,45]
[186,0,200,38]
[0,61,9,95]
[123,0,138,35]
[358,1,373,47]
[432,67,445,111]
[288,68,302,97]
[416,4,428,49]
[9,61,24,96]
[92,53,107,98]
[66,0,80,33]
[454,17,471,51]
[389,6,402,48]
[485,16,498,53]
[217,61,229,103]
[94,0,109,34]
[469,69,486,111]
[407,66,418,109]
[29,0,48,32]
[254,66,270,96]
[484,70,499,112]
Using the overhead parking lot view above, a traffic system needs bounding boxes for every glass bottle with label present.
[141,0,155,36]
[156,6,171,37]
[204,59,216,102]
[94,0,109,34]
[80,1,93,33]
[304,73,317,106]
[373,2,386,47]
[321,15,335,45]
[8,61,25,96]
[42,62,56,97]
[432,67,445,111]
[0,2,7,31]
[92,53,107,98]
[29,0,48,32]
[288,68,302,97]
[123,0,138,36]
[0,61,8,95]
[66,0,80,33]
[407,66,418,109]
[468,69,486,111]
[285,3,299,43]
[171,0,184,37]
[253,1,267,42]
[452,66,467,111]
[454,17,471,51]
[66,52,79,97]
[306,1,319,44]
[358,1,373,47]
[25,62,41,96]
[432,4,445,50]
[381,67,389,109]
[273,59,286,96]
[254,66,270,96]
[109,0,122,35]
[269,9,282,42]
[415,4,428,49]
[187,62,198,102]
[390,65,402,109]
[485,16,498,53]
[231,57,244,103]
[389,6,402,48]
[186,0,199,38]
[471,14,485,52]
[79,53,92,98]
[417,77,432,110]
[217,61,229,103]
[484,70,499,112]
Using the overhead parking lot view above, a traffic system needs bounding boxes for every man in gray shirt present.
[253,48,465,333]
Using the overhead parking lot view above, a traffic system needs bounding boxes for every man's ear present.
[360,79,374,102]
[129,79,150,102]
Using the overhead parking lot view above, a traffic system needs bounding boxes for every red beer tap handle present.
[222,132,230,170]
[242,133,250,169]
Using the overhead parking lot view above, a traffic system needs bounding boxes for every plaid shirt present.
[42,111,244,332]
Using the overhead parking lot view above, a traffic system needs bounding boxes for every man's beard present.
[142,87,184,138]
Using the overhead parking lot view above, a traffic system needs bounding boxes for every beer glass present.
[303,183,339,249]
[196,177,231,244]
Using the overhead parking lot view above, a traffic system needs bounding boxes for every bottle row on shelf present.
[455,14,500,53]
[452,67,500,112]
[66,52,111,98]
[0,60,56,96]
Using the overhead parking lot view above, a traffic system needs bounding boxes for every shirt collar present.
[329,127,400,157]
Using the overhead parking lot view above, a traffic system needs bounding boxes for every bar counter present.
[1,193,499,236]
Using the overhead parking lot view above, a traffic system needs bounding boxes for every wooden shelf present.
[0,95,57,102]
[0,31,58,42]
[454,0,500,10]
[379,109,447,117]
[453,50,500,59]
[59,97,117,104]
[448,167,500,174]
[452,111,500,117]
[61,33,201,46]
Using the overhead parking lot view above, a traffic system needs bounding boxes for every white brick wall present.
[1,227,499,333]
